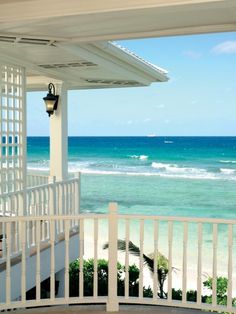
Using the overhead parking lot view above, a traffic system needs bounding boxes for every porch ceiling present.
[0,0,235,42]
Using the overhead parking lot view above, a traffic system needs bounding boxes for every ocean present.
[27,136,236,288]
[27,136,236,219]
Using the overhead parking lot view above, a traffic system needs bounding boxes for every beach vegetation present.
[69,258,152,297]
[203,276,236,308]
[103,239,169,298]
[69,259,236,313]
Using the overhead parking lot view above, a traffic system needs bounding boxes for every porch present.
[0,0,236,313]
[0,192,235,313]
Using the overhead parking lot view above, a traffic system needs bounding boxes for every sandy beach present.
[81,219,236,296]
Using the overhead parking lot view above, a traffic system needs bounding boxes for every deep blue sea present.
[27,136,236,219]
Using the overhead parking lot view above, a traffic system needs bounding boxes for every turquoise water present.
[27,136,236,219]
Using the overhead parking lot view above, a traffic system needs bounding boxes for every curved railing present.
[0,203,235,313]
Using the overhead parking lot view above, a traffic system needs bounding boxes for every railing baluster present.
[153,219,158,301]
[227,224,233,311]
[74,173,80,215]
[182,222,188,304]
[62,183,65,216]
[93,218,98,298]
[36,219,41,301]
[168,221,173,302]
[59,183,63,233]
[64,219,70,300]
[197,222,203,305]
[31,191,36,245]
[21,220,26,303]
[139,219,144,299]
[65,182,68,215]
[107,202,118,312]
[50,220,55,301]
[125,218,130,299]
[212,223,218,307]
[79,218,84,299]
[6,222,11,305]
[2,221,6,259]
[36,188,40,216]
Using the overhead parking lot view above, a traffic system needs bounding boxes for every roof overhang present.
[1,0,234,91]
[0,0,235,42]
[0,40,168,91]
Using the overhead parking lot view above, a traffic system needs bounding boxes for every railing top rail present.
[26,177,79,193]
[0,175,80,197]
[27,172,49,178]
[117,213,236,225]
[0,212,235,225]
[0,213,109,222]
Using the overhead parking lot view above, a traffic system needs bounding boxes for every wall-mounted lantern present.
[43,83,59,117]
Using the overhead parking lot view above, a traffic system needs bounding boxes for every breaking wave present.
[129,154,149,160]
[219,160,236,164]
[28,160,236,181]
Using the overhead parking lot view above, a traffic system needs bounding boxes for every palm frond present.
[103,239,154,272]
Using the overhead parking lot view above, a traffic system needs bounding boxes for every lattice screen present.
[0,64,26,195]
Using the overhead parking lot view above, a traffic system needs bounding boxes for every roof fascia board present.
[97,42,168,82]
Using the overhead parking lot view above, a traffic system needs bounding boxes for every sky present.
[27,32,236,136]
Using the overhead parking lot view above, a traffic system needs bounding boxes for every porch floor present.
[15,304,211,314]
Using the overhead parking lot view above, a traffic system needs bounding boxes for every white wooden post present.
[50,83,68,181]
[106,202,119,312]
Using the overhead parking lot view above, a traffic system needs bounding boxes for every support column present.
[50,83,68,181]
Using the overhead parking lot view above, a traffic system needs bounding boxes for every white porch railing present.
[27,171,49,187]
[0,174,80,217]
[0,203,235,313]
[0,174,80,258]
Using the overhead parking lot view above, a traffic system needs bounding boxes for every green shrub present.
[203,276,236,308]
[69,258,141,297]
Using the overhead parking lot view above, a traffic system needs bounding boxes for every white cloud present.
[127,120,133,125]
[212,41,236,54]
[164,119,170,124]
[143,118,151,123]
[182,50,202,59]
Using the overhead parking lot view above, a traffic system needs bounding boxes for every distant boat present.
[147,134,156,137]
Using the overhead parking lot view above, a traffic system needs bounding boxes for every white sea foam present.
[129,155,139,159]
[150,162,236,181]
[28,166,49,171]
[28,159,236,182]
[219,160,236,164]
[164,141,173,144]
[151,162,206,175]
[139,155,148,160]
[220,168,235,174]
[152,162,177,170]
[129,155,148,160]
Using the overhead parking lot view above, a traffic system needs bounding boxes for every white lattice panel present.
[0,64,26,195]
